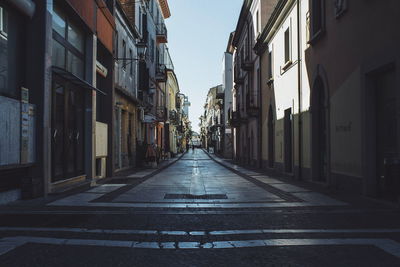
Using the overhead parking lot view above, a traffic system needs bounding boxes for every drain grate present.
[164,194,228,200]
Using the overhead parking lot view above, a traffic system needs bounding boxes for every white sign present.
[96,61,108,78]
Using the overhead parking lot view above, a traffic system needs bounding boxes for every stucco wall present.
[330,67,362,178]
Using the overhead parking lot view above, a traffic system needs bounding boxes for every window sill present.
[282,60,293,71]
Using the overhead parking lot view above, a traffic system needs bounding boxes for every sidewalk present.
[101,153,185,183]
[0,153,186,209]
[204,150,400,210]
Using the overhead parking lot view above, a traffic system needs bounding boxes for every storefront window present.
[67,51,84,79]
[52,40,65,68]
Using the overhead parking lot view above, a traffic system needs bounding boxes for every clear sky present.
[165,0,243,133]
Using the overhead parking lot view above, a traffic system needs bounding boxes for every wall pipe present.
[297,0,303,180]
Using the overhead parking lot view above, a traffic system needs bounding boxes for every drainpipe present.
[258,58,263,169]
[297,0,303,180]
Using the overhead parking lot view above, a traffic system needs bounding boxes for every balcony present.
[156,106,167,121]
[156,64,167,82]
[156,23,168,43]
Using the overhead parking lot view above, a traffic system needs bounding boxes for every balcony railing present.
[156,23,168,43]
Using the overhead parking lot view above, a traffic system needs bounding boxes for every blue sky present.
[165,0,243,133]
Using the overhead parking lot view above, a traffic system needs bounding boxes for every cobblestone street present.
[0,149,400,266]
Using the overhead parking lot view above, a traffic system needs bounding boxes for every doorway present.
[311,77,328,182]
[284,108,293,173]
[374,69,399,199]
[51,79,85,182]
[268,105,275,168]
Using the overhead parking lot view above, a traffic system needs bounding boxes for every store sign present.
[96,60,108,78]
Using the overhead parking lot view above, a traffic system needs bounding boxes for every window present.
[150,38,155,62]
[122,40,126,70]
[334,0,347,18]
[284,27,291,64]
[68,23,84,53]
[138,9,142,35]
[52,5,85,79]
[114,31,118,59]
[310,0,325,43]
[268,50,273,80]
[129,49,133,76]
[52,6,66,38]
[0,6,8,38]
[67,51,84,78]
[52,40,66,68]
[256,11,259,34]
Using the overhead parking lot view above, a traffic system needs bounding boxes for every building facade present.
[201,85,224,153]
[251,0,400,200]
[0,0,37,203]
[0,0,185,204]
[221,32,235,158]
[113,1,141,173]
[304,0,400,199]
[0,0,116,204]
[166,64,180,156]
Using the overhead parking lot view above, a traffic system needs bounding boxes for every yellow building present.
[166,69,180,156]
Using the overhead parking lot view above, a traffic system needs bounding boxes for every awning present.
[52,67,106,96]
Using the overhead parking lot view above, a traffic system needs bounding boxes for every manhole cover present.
[164,194,228,199]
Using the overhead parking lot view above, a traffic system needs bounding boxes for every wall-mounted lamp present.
[114,42,148,65]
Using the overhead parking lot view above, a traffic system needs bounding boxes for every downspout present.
[297,0,303,180]
[258,56,263,169]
